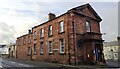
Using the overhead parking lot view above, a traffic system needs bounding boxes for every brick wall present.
[16,4,104,64]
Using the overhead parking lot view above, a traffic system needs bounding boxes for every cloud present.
[0,22,16,44]
[118,2,120,37]
[94,2,118,42]
[0,1,118,44]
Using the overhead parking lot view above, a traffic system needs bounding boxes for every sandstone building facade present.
[16,4,104,64]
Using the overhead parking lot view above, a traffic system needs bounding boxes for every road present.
[0,58,64,69]
[0,58,119,69]
[0,58,36,69]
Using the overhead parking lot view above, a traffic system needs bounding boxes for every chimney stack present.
[28,29,31,34]
[48,13,56,20]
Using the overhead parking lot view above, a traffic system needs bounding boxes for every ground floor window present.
[27,47,32,55]
[49,41,53,53]
[34,44,37,55]
[114,53,118,59]
[60,39,65,53]
[40,42,44,54]
[108,54,112,59]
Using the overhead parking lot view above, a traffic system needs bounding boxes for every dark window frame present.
[34,44,37,55]
[49,41,53,54]
[28,36,31,44]
[48,25,53,37]
[59,39,65,54]
[40,28,44,38]
[59,21,64,33]
[86,18,91,32]
[40,42,44,54]
[34,31,37,40]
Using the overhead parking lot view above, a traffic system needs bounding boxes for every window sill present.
[34,38,37,40]
[40,53,43,55]
[48,35,53,37]
[40,37,44,39]
[28,42,31,44]
[58,31,65,34]
[49,52,53,55]
[34,52,37,55]
[60,52,65,55]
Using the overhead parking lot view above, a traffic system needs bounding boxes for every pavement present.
[106,61,120,67]
[1,58,120,69]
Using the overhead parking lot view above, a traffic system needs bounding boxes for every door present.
[95,45,102,62]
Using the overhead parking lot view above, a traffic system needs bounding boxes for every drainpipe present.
[73,20,78,65]
[67,13,71,64]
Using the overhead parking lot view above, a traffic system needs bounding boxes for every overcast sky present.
[0,0,119,44]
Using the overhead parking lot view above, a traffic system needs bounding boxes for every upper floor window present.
[28,36,31,44]
[86,21,90,32]
[18,39,20,46]
[59,21,64,33]
[23,37,26,45]
[34,44,37,55]
[48,25,52,36]
[113,46,118,52]
[49,41,53,53]
[40,29,44,38]
[34,31,37,39]
[107,47,110,51]
[60,39,65,53]
[40,42,44,54]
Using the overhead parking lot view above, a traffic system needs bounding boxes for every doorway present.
[95,45,102,62]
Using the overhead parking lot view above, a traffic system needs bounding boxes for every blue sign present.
[95,48,98,61]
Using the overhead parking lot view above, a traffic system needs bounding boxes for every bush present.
[52,60,58,63]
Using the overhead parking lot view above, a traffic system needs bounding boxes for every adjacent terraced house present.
[16,4,104,64]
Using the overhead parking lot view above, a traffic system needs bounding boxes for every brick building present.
[16,4,104,64]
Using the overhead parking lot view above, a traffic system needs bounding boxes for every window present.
[27,47,32,55]
[40,29,44,38]
[86,21,90,32]
[114,47,117,52]
[114,53,118,59]
[34,44,37,55]
[105,54,108,59]
[108,55,112,59]
[23,37,26,44]
[60,39,65,53]
[59,21,64,33]
[48,25,52,36]
[49,41,53,53]
[107,47,110,51]
[40,42,44,54]
[34,31,37,39]
[18,39,20,46]
[28,36,31,43]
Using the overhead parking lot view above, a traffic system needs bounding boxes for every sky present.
[0,0,119,44]
[118,2,120,37]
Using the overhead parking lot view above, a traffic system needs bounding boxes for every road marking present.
[0,65,2,68]
[18,63,32,67]
[9,61,32,67]
[11,61,15,64]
